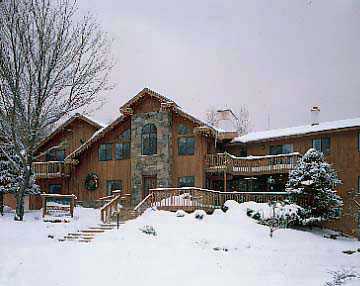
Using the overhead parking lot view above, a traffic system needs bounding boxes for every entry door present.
[143,176,157,199]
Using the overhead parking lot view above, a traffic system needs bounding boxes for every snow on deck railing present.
[205,152,301,175]
[149,187,289,196]
[131,187,311,215]
[225,152,301,160]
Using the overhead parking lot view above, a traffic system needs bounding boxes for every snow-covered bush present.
[139,225,157,236]
[194,210,206,220]
[325,268,360,286]
[286,148,343,224]
[244,201,302,228]
[175,210,186,217]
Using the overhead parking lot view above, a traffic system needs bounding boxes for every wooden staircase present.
[58,223,121,243]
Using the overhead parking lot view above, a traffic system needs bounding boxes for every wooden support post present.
[0,192,3,216]
[117,212,120,229]
[70,196,74,218]
[42,196,46,218]
[224,171,227,192]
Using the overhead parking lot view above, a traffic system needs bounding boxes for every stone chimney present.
[310,106,320,126]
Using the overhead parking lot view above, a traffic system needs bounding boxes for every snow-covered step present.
[89,226,114,230]
[81,229,105,233]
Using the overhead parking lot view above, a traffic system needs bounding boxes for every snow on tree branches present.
[0,0,113,220]
[0,143,40,196]
[286,148,343,224]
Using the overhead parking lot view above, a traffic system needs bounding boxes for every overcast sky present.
[78,0,360,132]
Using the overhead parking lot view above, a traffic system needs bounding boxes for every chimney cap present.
[311,106,320,112]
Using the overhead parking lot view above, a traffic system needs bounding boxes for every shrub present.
[194,210,206,220]
[139,225,157,236]
[175,210,186,217]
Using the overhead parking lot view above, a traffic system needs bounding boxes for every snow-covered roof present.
[233,117,360,143]
[35,113,103,152]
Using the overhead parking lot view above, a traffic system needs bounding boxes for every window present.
[178,137,195,155]
[177,124,195,156]
[46,149,65,161]
[312,137,331,155]
[269,144,293,155]
[49,184,62,194]
[99,143,112,161]
[116,129,131,160]
[178,176,195,188]
[142,124,157,155]
[177,124,190,135]
[106,180,122,196]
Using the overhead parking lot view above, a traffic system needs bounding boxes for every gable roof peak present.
[119,87,179,112]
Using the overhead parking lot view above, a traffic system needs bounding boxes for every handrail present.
[100,194,132,223]
[134,193,154,215]
[100,195,122,223]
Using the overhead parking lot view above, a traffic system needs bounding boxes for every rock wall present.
[130,111,172,205]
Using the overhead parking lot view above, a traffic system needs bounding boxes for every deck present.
[32,161,71,178]
[204,152,301,175]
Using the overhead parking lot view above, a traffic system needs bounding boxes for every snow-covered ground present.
[1,202,360,286]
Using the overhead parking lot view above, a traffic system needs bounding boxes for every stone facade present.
[130,111,173,205]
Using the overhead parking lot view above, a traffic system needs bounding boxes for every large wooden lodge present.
[3,88,360,237]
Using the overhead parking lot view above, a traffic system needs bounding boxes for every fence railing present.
[133,187,310,214]
[205,152,301,175]
[32,161,70,178]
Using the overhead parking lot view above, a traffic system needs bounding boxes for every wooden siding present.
[171,114,209,188]
[67,118,132,202]
[36,118,99,161]
[132,96,162,114]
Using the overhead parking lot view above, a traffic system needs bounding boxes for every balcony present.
[32,161,71,179]
[205,152,301,176]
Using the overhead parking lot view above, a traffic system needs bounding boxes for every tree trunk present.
[14,166,31,221]
[14,191,25,221]
[0,193,4,216]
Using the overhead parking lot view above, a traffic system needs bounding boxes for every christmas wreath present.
[85,172,99,191]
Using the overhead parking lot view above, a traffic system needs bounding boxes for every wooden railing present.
[100,195,122,223]
[133,187,311,213]
[205,152,302,175]
[100,194,132,223]
[32,161,70,178]
[134,193,154,215]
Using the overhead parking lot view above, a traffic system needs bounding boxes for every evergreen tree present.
[0,143,40,217]
[286,148,343,223]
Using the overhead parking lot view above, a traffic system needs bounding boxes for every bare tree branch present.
[0,0,114,220]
